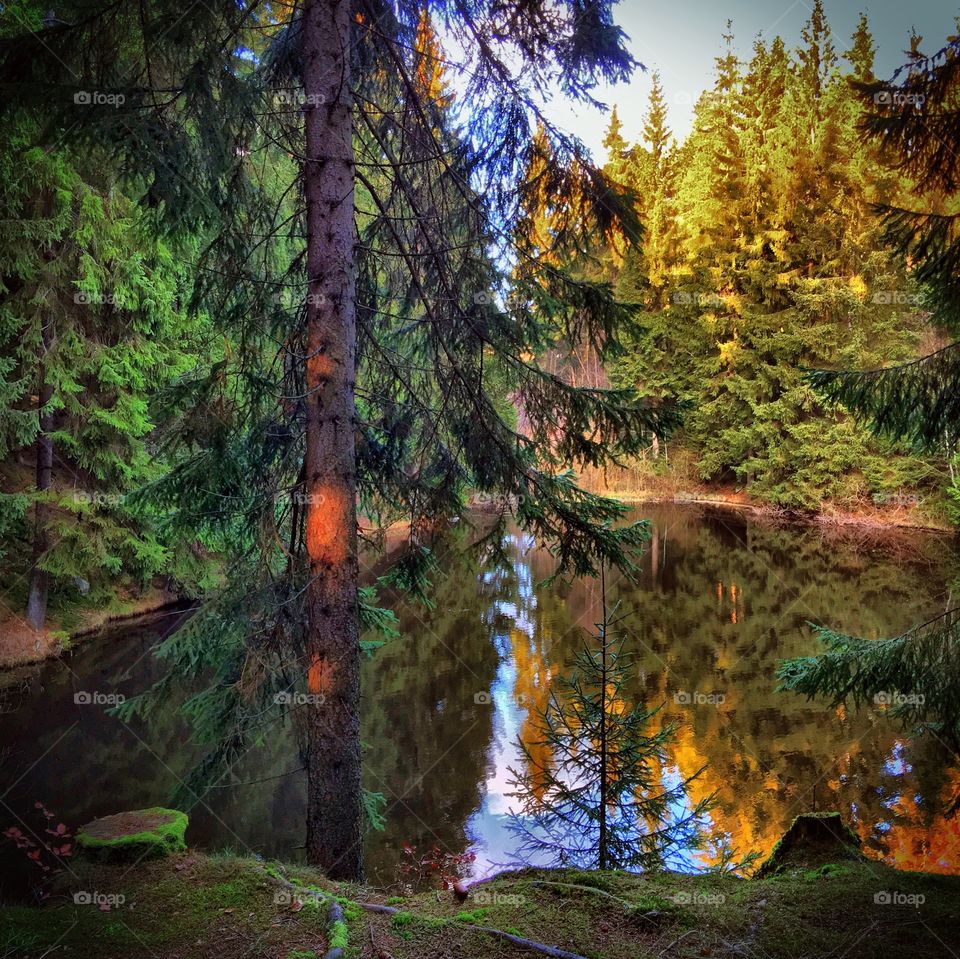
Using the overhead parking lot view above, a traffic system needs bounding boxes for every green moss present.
[77,807,188,861]
[328,919,348,949]
[757,812,863,878]
[454,908,491,923]
[631,894,673,912]
[802,863,851,881]
[385,895,405,905]
[4,851,960,958]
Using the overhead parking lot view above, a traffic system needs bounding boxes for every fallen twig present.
[257,862,591,959]
[656,929,696,957]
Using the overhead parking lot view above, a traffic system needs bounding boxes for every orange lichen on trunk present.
[304,485,352,566]
[307,652,336,695]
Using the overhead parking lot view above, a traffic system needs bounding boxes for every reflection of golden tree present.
[512,624,555,801]
[865,769,960,875]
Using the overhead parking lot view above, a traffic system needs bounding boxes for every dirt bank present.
[0,589,185,671]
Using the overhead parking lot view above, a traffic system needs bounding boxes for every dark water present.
[2,505,959,899]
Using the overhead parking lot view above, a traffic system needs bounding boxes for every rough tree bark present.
[25,317,54,631]
[300,0,363,880]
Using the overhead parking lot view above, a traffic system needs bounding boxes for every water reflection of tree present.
[4,505,958,887]
[360,537,501,884]
[600,506,960,871]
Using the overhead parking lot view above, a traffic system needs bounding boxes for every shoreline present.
[0,591,187,673]
[603,490,955,534]
[2,494,951,672]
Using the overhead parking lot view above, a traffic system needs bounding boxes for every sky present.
[540,0,960,163]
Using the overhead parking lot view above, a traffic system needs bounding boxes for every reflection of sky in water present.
[466,540,553,879]
[466,535,713,877]
[455,522,959,879]
[883,741,911,778]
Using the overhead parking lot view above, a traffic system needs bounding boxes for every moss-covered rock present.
[77,807,188,861]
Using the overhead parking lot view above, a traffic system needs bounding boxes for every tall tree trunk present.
[301,0,363,880]
[25,319,54,631]
[597,567,608,871]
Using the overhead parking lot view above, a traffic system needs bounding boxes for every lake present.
[2,504,958,899]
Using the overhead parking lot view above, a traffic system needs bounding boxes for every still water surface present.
[2,505,958,897]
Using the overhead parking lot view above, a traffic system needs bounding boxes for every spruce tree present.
[1,0,676,879]
[779,29,960,742]
[507,573,712,870]
[607,10,933,509]
[0,109,202,629]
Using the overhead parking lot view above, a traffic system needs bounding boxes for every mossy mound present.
[2,852,959,958]
[757,811,865,877]
[77,807,188,861]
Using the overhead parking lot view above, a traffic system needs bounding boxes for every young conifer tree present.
[507,570,712,871]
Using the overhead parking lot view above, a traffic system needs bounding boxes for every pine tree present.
[804,31,960,444]
[507,573,712,870]
[1,0,674,879]
[845,12,876,83]
[0,111,202,629]
[603,104,627,159]
[779,29,960,741]
[605,11,933,509]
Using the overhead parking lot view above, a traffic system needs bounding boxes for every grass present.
[1,849,959,958]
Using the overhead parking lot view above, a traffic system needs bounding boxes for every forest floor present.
[1,848,958,959]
